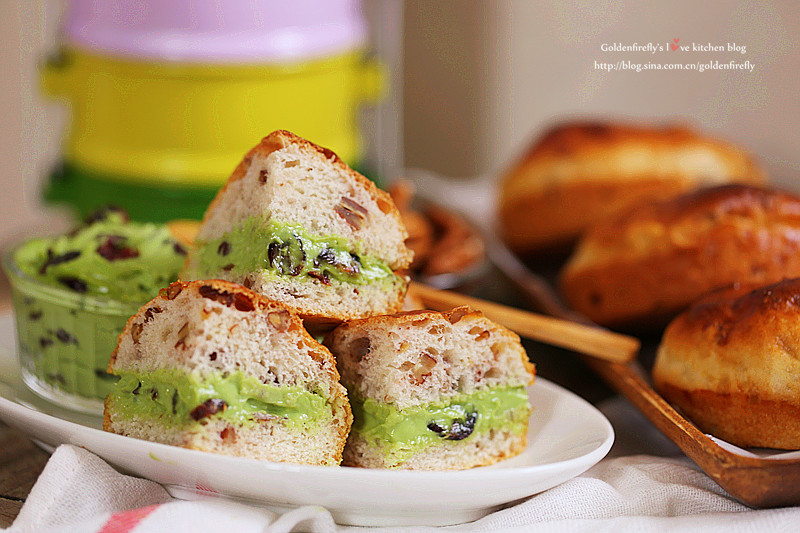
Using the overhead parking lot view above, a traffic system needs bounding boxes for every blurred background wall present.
[1,2,68,244]
[1,1,799,241]
[403,0,800,183]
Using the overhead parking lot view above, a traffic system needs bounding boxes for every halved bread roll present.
[103,279,352,466]
[183,130,413,327]
[325,307,536,470]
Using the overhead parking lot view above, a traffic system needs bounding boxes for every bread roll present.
[183,130,412,327]
[653,279,800,449]
[103,280,352,465]
[498,121,766,254]
[560,184,800,329]
[325,307,536,470]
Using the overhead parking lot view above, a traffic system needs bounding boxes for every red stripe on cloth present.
[97,504,161,533]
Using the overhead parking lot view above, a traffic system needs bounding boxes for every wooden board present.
[583,357,800,508]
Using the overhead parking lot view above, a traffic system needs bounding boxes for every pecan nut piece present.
[199,285,234,306]
[267,310,290,331]
[335,196,368,230]
[165,282,183,300]
[174,322,190,348]
[130,322,144,344]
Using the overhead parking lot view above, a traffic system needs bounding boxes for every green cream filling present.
[351,385,531,465]
[14,211,185,303]
[110,369,330,430]
[193,216,396,286]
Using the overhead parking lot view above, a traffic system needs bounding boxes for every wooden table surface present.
[0,424,49,527]
[0,272,50,528]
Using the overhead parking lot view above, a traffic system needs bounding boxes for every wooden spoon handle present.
[409,282,640,364]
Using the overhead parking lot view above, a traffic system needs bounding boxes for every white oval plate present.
[0,315,613,526]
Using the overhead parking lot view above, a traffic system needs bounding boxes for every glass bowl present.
[3,246,141,413]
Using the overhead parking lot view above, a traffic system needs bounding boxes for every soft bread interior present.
[111,283,339,397]
[342,427,528,470]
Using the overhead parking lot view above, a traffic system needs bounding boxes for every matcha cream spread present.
[351,385,531,464]
[194,217,396,286]
[7,209,188,402]
[14,209,186,303]
[110,369,330,430]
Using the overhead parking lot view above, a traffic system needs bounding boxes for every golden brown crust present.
[656,384,800,450]
[585,183,800,238]
[560,184,800,329]
[513,122,699,163]
[498,121,767,253]
[105,278,352,464]
[653,278,800,449]
[331,395,352,463]
[185,130,412,327]
[338,305,485,326]
[102,397,112,432]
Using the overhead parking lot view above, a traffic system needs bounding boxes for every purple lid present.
[62,0,368,63]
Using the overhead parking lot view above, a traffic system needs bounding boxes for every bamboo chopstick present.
[408,282,640,364]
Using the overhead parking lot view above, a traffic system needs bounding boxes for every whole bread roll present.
[560,184,800,329]
[498,121,766,254]
[653,279,800,449]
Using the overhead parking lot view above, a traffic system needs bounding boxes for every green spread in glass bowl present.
[2,208,187,412]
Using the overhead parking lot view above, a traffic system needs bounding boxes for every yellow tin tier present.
[41,47,384,219]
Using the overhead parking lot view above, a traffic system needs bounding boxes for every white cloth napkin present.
[4,443,800,533]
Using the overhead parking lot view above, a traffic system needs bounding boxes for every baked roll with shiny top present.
[653,279,800,449]
[560,184,800,329]
[498,121,766,254]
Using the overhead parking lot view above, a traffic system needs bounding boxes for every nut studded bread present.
[325,307,536,470]
[560,184,800,330]
[183,130,413,327]
[498,121,766,254]
[103,279,352,466]
[653,279,800,449]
